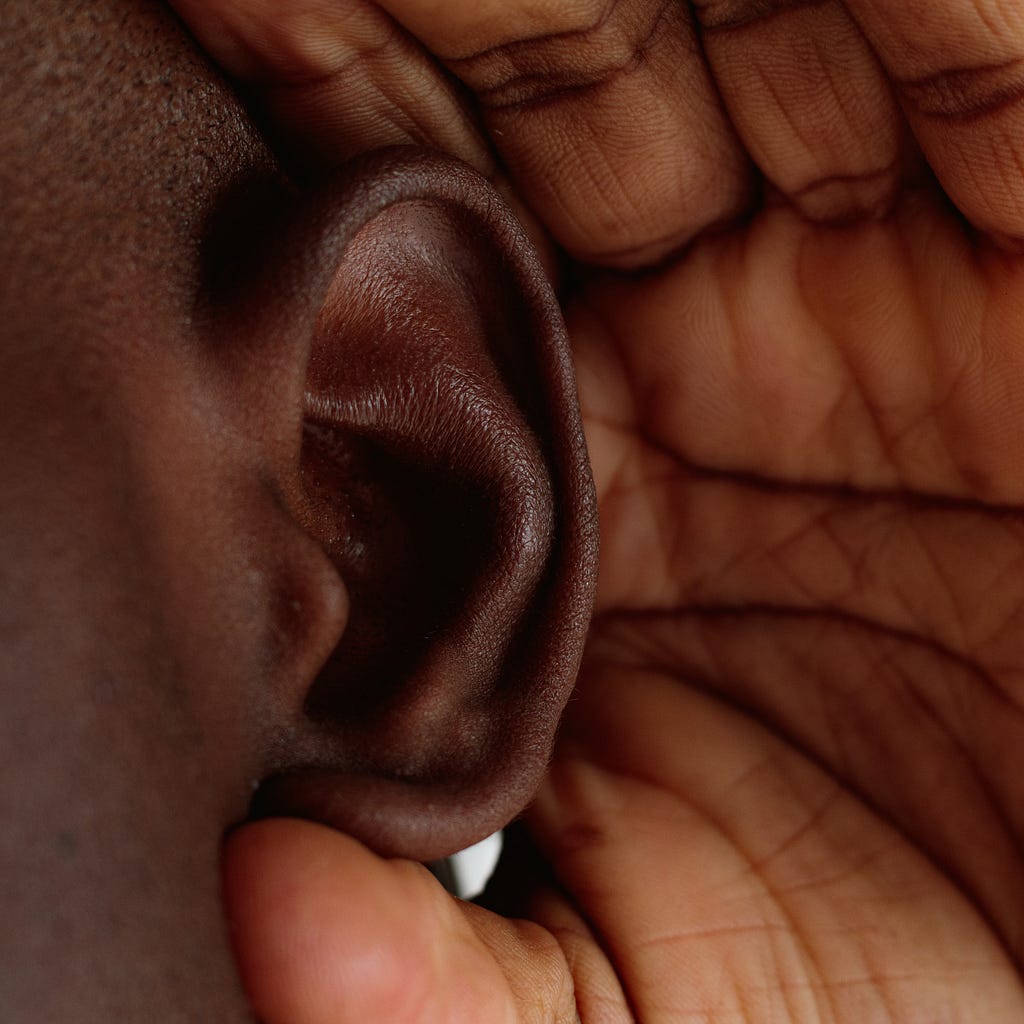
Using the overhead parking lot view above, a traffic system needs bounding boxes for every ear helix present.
[255,148,598,861]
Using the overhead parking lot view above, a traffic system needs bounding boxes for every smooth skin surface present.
[169,1,1024,1021]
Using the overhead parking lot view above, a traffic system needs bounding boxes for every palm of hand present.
[546,195,1024,1018]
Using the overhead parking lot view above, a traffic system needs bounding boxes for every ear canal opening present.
[299,421,497,721]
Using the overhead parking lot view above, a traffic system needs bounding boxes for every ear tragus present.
[253,149,598,861]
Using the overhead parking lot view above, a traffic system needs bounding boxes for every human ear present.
[207,147,598,861]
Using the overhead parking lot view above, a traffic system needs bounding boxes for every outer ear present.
[212,148,598,861]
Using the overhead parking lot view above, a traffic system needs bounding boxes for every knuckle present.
[789,163,901,223]
[446,0,679,111]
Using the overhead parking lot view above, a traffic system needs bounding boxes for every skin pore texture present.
[174,1,1024,1022]
[0,0,596,1020]
[12,0,1024,1021]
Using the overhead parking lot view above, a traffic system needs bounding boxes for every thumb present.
[222,818,577,1024]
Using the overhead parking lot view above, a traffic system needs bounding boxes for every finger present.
[169,0,493,173]
[458,902,582,1024]
[222,818,578,1024]
[842,0,1024,240]
[519,888,633,1024]
[380,0,754,267]
[693,0,905,221]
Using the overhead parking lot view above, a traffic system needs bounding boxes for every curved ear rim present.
[247,147,599,861]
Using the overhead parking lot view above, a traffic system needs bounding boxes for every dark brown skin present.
[14,0,1024,1021]
[0,1,596,1020]
[167,1,1024,1022]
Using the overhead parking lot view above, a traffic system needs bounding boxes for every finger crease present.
[789,162,900,219]
[694,0,830,34]
[448,0,679,112]
[897,58,1024,124]
[444,0,622,63]
[242,35,405,91]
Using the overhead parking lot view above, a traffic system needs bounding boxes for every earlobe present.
[227,148,597,861]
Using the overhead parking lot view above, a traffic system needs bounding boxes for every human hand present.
[174,1,1024,1019]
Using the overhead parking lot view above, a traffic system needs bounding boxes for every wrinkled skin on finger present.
[168,1,1024,1019]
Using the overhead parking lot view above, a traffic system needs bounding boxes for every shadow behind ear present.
[251,149,598,861]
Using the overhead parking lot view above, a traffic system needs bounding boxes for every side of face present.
[0,1,597,1021]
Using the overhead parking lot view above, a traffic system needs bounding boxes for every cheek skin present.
[0,0,352,1017]
[0,329,275,1021]
[127,344,349,771]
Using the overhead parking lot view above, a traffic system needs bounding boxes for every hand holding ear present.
[174,1,1024,1020]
